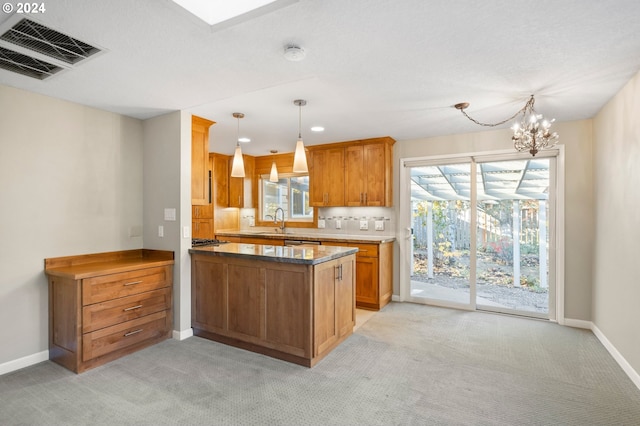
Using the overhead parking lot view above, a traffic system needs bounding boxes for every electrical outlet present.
[335,219,341,229]
[318,219,325,229]
[375,220,384,231]
[359,220,369,230]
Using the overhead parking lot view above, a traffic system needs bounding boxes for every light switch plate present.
[375,220,384,231]
[335,219,341,229]
[359,220,369,230]
[318,219,325,229]
[158,225,164,237]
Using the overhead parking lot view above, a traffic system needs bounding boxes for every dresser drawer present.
[82,288,171,334]
[82,310,170,361]
[82,265,171,305]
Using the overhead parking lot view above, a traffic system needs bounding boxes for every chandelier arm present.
[459,96,534,127]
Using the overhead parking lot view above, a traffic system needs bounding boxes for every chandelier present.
[454,95,559,156]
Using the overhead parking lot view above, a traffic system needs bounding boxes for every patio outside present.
[409,159,551,316]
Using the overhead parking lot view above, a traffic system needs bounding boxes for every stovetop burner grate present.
[192,239,227,247]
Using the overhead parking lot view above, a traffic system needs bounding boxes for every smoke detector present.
[283,44,305,61]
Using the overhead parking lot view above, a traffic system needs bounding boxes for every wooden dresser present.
[44,249,174,373]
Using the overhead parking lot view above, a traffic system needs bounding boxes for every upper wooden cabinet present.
[308,137,394,207]
[191,116,215,206]
[309,147,345,207]
[229,155,254,208]
[345,141,392,206]
[212,153,229,207]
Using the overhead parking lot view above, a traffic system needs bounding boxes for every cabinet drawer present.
[82,288,171,334]
[352,243,378,258]
[82,310,169,361]
[82,266,171,305]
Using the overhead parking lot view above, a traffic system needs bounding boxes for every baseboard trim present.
[563,318,592,329]
[0,350,49,376]
[172,328,193,341]
[591,323,640,390]
[391,295,401,302]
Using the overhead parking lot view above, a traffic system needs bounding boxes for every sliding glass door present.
[403,152,557,319]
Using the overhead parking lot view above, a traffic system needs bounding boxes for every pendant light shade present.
[269,150,279,182]
[230,112,245,178]
[292,99,308,173]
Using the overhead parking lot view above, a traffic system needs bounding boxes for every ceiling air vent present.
[0,18,101,64]
[0,46,62,79]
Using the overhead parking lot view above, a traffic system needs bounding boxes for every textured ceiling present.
[1,0,639,157]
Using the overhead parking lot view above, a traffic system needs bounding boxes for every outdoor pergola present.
[409,159,550,288]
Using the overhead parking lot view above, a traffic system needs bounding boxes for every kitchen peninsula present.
[190,243,358,367]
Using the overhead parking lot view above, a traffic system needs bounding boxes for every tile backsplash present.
[240,206,395,236]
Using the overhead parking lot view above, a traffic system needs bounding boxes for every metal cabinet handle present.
[123,304,143,312]
[124,280,143,286]
[124,329,143,337]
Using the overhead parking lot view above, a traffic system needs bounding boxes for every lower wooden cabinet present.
[323,241,393,310]
[44,249,174,373]
[191,252,355,367]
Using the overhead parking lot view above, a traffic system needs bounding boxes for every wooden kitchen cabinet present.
[191,250,355,367]
[345,141,393,206]
[309,147,345,207]
[212,153,229,207]
[323,240,393,310]
[192,116,215,206]
[192,203,213,239]
[305,137,394,208]
[229,154,254,208]
[44,250,174,373]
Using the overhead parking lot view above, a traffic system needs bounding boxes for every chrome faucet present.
[274,207,285,233]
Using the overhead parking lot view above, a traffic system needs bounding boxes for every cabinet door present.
[192,219,213,239]
[212,154,229,207]
[314,259,339,356]
[336,257,355,338]
[355,256,379,307]
[345,145,365,206]
[310,148,345,206]
[229,155,254,208]
[192,259,227,333]
[192,117,214,205]
[362,143,385,206]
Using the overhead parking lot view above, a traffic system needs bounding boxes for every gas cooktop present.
[191,238,228,247]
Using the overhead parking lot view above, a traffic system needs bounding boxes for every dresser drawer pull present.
[123,304,143,312]
[123,280,143,286]
[124,329,143,337]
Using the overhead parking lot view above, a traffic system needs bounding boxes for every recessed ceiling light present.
[238,137,251,143]
[311,126,324,132]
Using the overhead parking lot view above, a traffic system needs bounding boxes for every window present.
[260,174,313,223]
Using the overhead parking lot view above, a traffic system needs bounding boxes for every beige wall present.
[393,120,595,321]
[592,70,640,374]
[0,84,144,367]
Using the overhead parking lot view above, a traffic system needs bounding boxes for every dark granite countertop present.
[189,242,358,265]
[215,230,395,244]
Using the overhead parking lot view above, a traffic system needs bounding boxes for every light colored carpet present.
[1,302,639,425]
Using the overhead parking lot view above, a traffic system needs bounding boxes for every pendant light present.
[292,99,308,173]
[230,112,245,178]
[269,150,279,182]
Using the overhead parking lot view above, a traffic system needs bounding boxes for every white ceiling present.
[1,0,640,157]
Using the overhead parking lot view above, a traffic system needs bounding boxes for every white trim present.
[173,328,194,341]
[592,323,640,390]
[563,318,592,329]
[0,350,49,376]
[392,294,401,302]
[555,145,566,325]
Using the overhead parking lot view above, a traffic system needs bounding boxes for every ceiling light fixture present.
[283,44,305,61]
[269,150,279,182]
[230,112,246,178]
[454,95,559,156]
[292,99,309,173]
